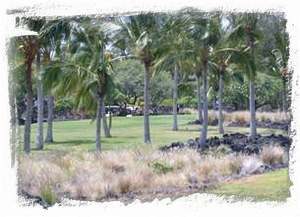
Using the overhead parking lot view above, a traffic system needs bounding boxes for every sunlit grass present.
[209,168,291,201]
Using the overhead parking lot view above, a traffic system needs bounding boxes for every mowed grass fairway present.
[209,168,291,202]
[20,114,286,152]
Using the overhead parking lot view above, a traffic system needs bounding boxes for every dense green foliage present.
[113,59,172,106]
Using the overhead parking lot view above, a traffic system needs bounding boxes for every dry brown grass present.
[187,109,290,123]
[260,145,288,165]
[18,146,288,204]
[224,111,290,123]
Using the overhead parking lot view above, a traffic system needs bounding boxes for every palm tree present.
[7,17,32,159]
[228,13,262,138]
[15,29,38,153]
[44,18,114,151]
[208,14,237,134]
[115,13,165,143]
[40,18,74,143]
[185,11,221,147]
[210,57,226,134]
[35,49,44,149]
[154,14,191,131]
[210,48,238,134]
[27,18,47,150]
[41,48,55,144]
[180,56,204,124]
[271,21,289,112]
[196,71,204,123]
[8,39,17,164]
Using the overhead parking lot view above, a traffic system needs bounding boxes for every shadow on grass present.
[176,128,200,132]
[177,128,218,132]
[47,140,95,146]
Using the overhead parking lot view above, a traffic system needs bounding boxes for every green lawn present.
[209,168,292,201]
[19,114,286,152]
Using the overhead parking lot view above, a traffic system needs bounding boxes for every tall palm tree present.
[26,17,47,150]
[179,55,204,124]
[7,18,34,159]
[40,18,74,143]
[228,13,262,138]
[35,49,44,149]
[16,31,38,153]
[154,13,191,131]
[196,71,204,123]
[185,11,221,147]
[271,21,289,112]
[115,13,165,143]
[8,39,17,164]
[44,18,114,151]
[208,14,237,134]
[209,49,238,134]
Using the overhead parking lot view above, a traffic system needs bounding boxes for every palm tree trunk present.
[9,80,17,163]
[143,63,151,144]
[8,39,17,165]
[35,51,44,149]
[96,96,103,151]
[172,64,179,131]
[218,72,224,134]
[282,78,287,112]
[107,104,112,131]
[249,79,257,137]
[24,61,33,154]
[45,95,54,143]
[247,33,257,138]
[102,99,111,138]
[199,64,208,148]
[196,74,203,123]
[108,110,112,132]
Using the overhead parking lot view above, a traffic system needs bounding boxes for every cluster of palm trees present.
[10,9,289,153]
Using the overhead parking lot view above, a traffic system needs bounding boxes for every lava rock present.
[187,139,198,148]
[159,133,291,155]
[187,120,202,125]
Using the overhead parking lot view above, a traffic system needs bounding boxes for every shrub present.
[216,145,232,155]
[240,156,263,175]
[261,145,286,165]
[150,161,174,174]
[205,145,232,157]
[118,177,132,194]
[227,155,243,175]
[196,158,217,183]
[208,115,218,125]
[232,112,248,124]
[104,184,117,198]
[181,108,196,114]
[40,185,57,206]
